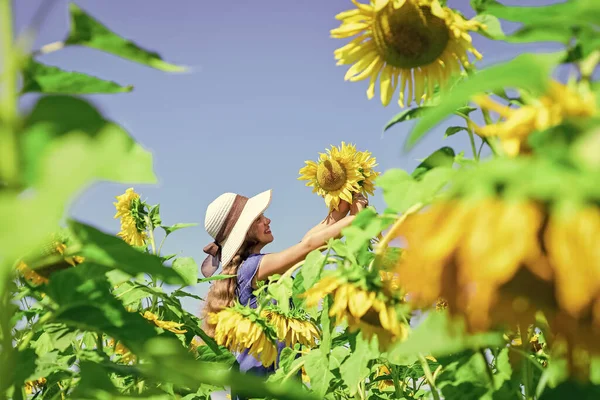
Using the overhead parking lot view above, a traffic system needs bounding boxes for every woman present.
[200,189,367,391]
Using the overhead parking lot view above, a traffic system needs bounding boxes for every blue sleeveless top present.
[234,254,286,374]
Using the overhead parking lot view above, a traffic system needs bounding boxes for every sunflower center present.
[372,2,450,69]
[317,159,347,191]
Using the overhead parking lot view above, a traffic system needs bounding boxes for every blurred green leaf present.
[378,167,455,213]
[21,59,132,94]
[65,4,186,72]
[339,335,378,396]
[472,14,505,40]
[46,263,158,353]
[486,0,600,26]
[384,106,433,132]
[411,147,456,180]
[406,53,562,149]
[172,257,198,287]
[320,295,332,354]
[140,337,316,400]
[268,276,293,313]
[388,312,505,365]
[161,223,198,236]
[69,220,184,285]
[444,126,468,138]
[539,380,600,400]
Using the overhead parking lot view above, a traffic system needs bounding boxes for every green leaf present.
[172,257,198,287]
[161,223,198,236]
[436,352,492,400]
[46,263,159,353]
[320,295,332,354]
[303,349,334,398]
[69,220,184,285]
[21,95,156,187]
[339,335,378,396]
[406,53,563,149]
[539,380,600,400]
[329,346,350,370]
[300,250,327,293]
[140,337,317,400]
[388,312,505,365]
[378,167,455,213]
[65,3,186,72]
[486,0,600,26]
[444,126,468,138]
[268,276,294,313]
[411,147,456,180]
[197,274,235,284]
[472,14,505,40]
[21,59,132,94]
[149,204,162,227]
[384,106,433,132]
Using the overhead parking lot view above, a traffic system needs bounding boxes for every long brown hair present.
[201,237,258,337]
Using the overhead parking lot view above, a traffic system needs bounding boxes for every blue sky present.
[14,0,563,313]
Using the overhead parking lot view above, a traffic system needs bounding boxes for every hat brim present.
[220,189,272,268]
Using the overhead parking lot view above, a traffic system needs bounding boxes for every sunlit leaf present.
[65,4,186,72]
[339,335,378,396]
[172,257,198,287]
[69,220,184,285]
[21,59,133,94]
[303,348,334,398]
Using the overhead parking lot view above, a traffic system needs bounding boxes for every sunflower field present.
[2,0,600,399]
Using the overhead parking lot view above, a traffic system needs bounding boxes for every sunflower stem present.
[467,127,479,161]
[0,0,19,187]
[418,353,441,400]
[391,364,403,398]
[375,202,423,260]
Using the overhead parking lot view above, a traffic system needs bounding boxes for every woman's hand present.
[350,193,368,215]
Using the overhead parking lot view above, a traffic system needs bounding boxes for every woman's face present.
[249,213,274,245]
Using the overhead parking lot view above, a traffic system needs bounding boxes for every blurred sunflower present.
[303,274,407,348]
[473,81,597,157]
[393,198,600,335]
[208,305,278,367]
[298,142,362,210]
[142,311,187,334]
[107,339,136,364]
[375,365,395,391]
[114,188,148,246]
[24,378,46,395]
[332,0,483,107]
[261,307,320,347]
[16,234,84,284]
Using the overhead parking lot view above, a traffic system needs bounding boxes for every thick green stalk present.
[0,0,19,186]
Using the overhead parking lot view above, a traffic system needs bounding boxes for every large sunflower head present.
[473,81,597,157]
[302,273,408,349]
[113,188,148,247]
[298,142,363,210]
[261,306,320,348]
[332,0,484,107]
[208,304,279,367]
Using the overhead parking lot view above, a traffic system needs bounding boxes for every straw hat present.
[201,189,272,277]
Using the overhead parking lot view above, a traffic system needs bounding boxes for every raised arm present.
[301,200,350,241]
[255,194,368,284]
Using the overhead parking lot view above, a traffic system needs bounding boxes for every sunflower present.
[299,142,362,210]
[473,81,597,157]
[142,311,187,334]
[332,0,483,107]
[208,305,278,367]
[303,275,408,348]
[392,199,600,345]
[261,307,320,348]
[298,142,379,211]
[348,143,380,196]
[16,235,85,284]
[24,378,46,395]
[114,188,148,246]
